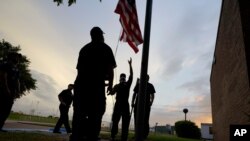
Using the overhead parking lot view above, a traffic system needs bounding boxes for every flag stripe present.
[115,0,143,53]
[118,0,143,43]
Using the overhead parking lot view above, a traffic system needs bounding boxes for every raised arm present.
[128,57,133,77]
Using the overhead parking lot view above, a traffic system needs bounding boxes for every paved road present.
[2,120,109,141]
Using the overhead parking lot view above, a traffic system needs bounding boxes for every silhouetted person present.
[108,58,133,141]
[70,26,116,141]
[53,84,74,134]
[0,52,21,132]
[131,75,155,139]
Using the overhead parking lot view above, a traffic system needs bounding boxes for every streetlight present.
[183,108,188,121]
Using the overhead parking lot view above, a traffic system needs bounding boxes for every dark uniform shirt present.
[76,42,116,79]
[112,75,132,104]
[58,89,73,106]
[134,82,155,106]
[74,41,116,101]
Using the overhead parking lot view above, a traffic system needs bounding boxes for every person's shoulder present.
[59,89,67,95]
[101,42,112,50]
[148,82,156,92]
[79,43,93,55]
[133,83,139,90]
[148,82,154,87]
[114,84,119,88]
[102,42,110,47]
[104,43,115,57]
[80,42,92,50]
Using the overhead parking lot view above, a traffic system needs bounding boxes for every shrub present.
[174,120,201,139]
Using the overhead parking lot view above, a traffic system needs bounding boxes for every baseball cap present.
[90,26,104,37]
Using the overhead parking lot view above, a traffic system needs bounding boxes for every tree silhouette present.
[183,108,188,121]
[53,0,102,6]
[0,39,36,99]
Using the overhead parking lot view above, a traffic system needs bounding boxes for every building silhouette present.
[210,0,250,141]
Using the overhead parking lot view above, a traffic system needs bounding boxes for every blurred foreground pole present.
[135,0,153,141]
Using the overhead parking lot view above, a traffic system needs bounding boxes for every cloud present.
[4,0,220,127]
[179,77,209,95]
[127,0,221,128]
[178,75,211,111]
[148,0,221,80]
[31,70,59,99]
[161,53,185,79]
[13,69,63,117]
[149,94,212,127]
[148,74,212,127]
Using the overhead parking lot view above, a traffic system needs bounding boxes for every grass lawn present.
[0,131,202,141]
[100,132,202,141]
[8,112,59,124]
[147,133,202,141]
[0,132,202,141]
[5,112,202,141]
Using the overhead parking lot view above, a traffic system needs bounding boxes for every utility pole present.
[135,0,153,141]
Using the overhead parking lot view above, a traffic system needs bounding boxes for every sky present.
[0,0,222,128]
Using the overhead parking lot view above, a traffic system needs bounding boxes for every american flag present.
[115,0,143,53]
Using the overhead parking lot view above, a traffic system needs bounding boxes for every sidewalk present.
[3,120,53,132]
[2,120,110,141]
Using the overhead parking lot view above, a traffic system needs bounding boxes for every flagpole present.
[135,0,153,141]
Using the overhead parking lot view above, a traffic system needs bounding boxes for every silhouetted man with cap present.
[70,26,117,141]
[108,58,133,141]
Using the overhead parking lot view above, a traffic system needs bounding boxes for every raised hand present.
[128,57,132,65]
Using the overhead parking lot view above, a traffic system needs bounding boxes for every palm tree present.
[183,108,188,121]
